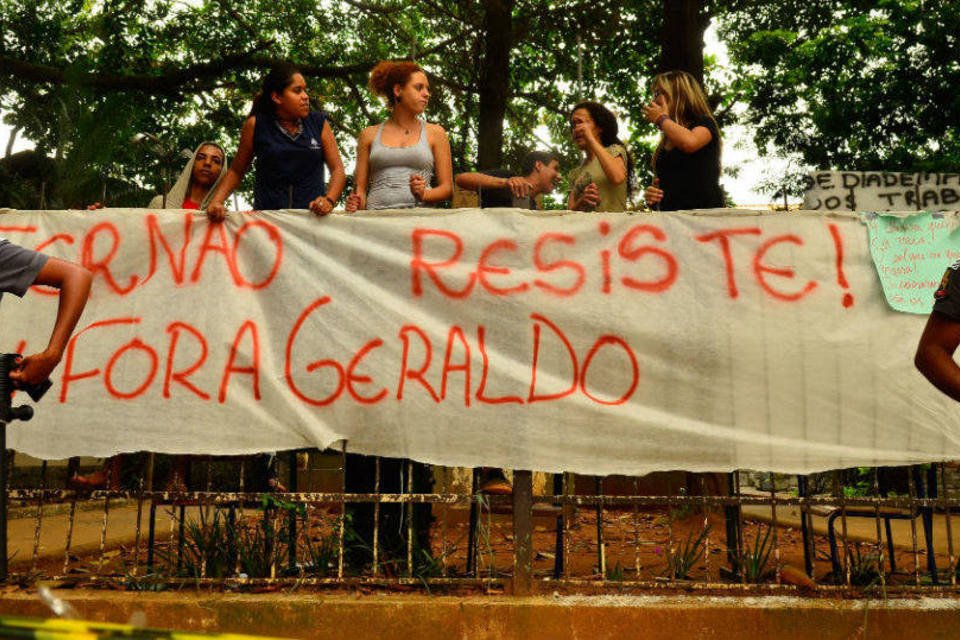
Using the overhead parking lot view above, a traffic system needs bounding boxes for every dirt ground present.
[9,501,948,590]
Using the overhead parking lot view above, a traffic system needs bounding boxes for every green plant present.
[737,525,775,584]
[846,543,886,587]
[842,467,874,498]
[303,516,342,577]
[606,561,625,582]
[157,508,235,579]
[159,504,283,579]
[261,493,307,518]
[664,526,711,580]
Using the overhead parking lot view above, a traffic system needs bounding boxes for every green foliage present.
[663,525,710,580]
[605,561,625,582]
[0,0,682,207]
[717,0,960,174]
[842,467,874,498]
[737,524,775,583]
[158,501,343,580]
[845,542,886,587]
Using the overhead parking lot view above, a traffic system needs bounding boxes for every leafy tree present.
[1,0,730,206]
[717,0,960,177]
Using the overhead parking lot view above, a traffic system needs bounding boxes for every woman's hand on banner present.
[206,201,227,222]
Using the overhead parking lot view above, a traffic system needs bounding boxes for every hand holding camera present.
[0,353,52,423]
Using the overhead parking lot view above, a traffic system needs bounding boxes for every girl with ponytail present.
[207,62,346,219]
[346,61,453,211]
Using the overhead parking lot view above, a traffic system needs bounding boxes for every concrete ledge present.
[2,591,960,639]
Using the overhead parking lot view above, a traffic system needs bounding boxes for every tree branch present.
[214,0,265,43]
[343,0,410,15]
[346,78,378,128]
[0,46,379,95]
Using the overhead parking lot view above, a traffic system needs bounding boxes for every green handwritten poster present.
[864,211,960,314]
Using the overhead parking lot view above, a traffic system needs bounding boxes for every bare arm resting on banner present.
[205,116,255,222]
[915,261,960,402]
[8,256,92,387]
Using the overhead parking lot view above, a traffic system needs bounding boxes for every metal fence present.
[1,446,957,596]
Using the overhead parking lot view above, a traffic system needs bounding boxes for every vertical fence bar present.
[768,473,782,585]
[908,467,921,586]
[923,465,938,582]
[406,461,413,579]
[287,450,298,573]
[735,473,746,585]
[512,470,533,595]
[486,493,494,582]
[439,466,447,577]
[725,472,742,580]
[797,475,814,578]
[269,506,278,580]
[146,501,157,572]
[230,459,245,577]
[132,475,144,577]
[834,470,852,586]
[30,460,48,575]
[372,458,380,577]
[337,442,346,580]
[62,496,77,577]
[554,473,564,579]
[700,475,710,582]
[871,468,885,579]
[941,465,956,587]
[563,472,572,580]
[632,476,641,580]
[595,477,604,578]
[176,504,186,574]
[665,484,676,582]
[0,423,8,581]
[95,476,113,576]
[467,468,479,576]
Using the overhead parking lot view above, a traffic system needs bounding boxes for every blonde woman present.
[642,70,724,211]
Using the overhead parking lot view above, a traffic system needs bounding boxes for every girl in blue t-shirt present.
[207,63,346,220]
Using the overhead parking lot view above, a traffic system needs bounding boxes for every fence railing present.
[1,446,957,596]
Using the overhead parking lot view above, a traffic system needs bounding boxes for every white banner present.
[1,207,958,475]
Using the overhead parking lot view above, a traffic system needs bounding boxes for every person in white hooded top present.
[148,142,227,210]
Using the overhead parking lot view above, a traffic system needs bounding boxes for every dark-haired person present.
[207,63,346,220]
[567,101,634,212]
[916,260,960,402]
[642,70,724,211]
[455,151,560,209]
[149,143,227,210]
[345,61,452,211]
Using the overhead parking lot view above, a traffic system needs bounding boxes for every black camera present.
[0,353,51,423]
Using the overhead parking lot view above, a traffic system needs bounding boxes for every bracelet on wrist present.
[656,114,671,130]
[323,195,335,207]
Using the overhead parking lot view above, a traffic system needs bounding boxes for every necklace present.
[390,117,414,135]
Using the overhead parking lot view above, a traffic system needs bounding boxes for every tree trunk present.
[476,0,514,170]
[4,128,18,158]
[660,0,708,84]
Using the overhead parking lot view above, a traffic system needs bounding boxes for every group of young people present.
[59,61,722,493]
[151,61,725,218]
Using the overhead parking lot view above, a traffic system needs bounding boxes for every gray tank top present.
[366,120,435,210]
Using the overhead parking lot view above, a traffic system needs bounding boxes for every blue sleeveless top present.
[252,110,327,210]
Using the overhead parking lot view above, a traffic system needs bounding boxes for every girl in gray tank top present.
[366,120,434,209]
[346,61,453,213]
